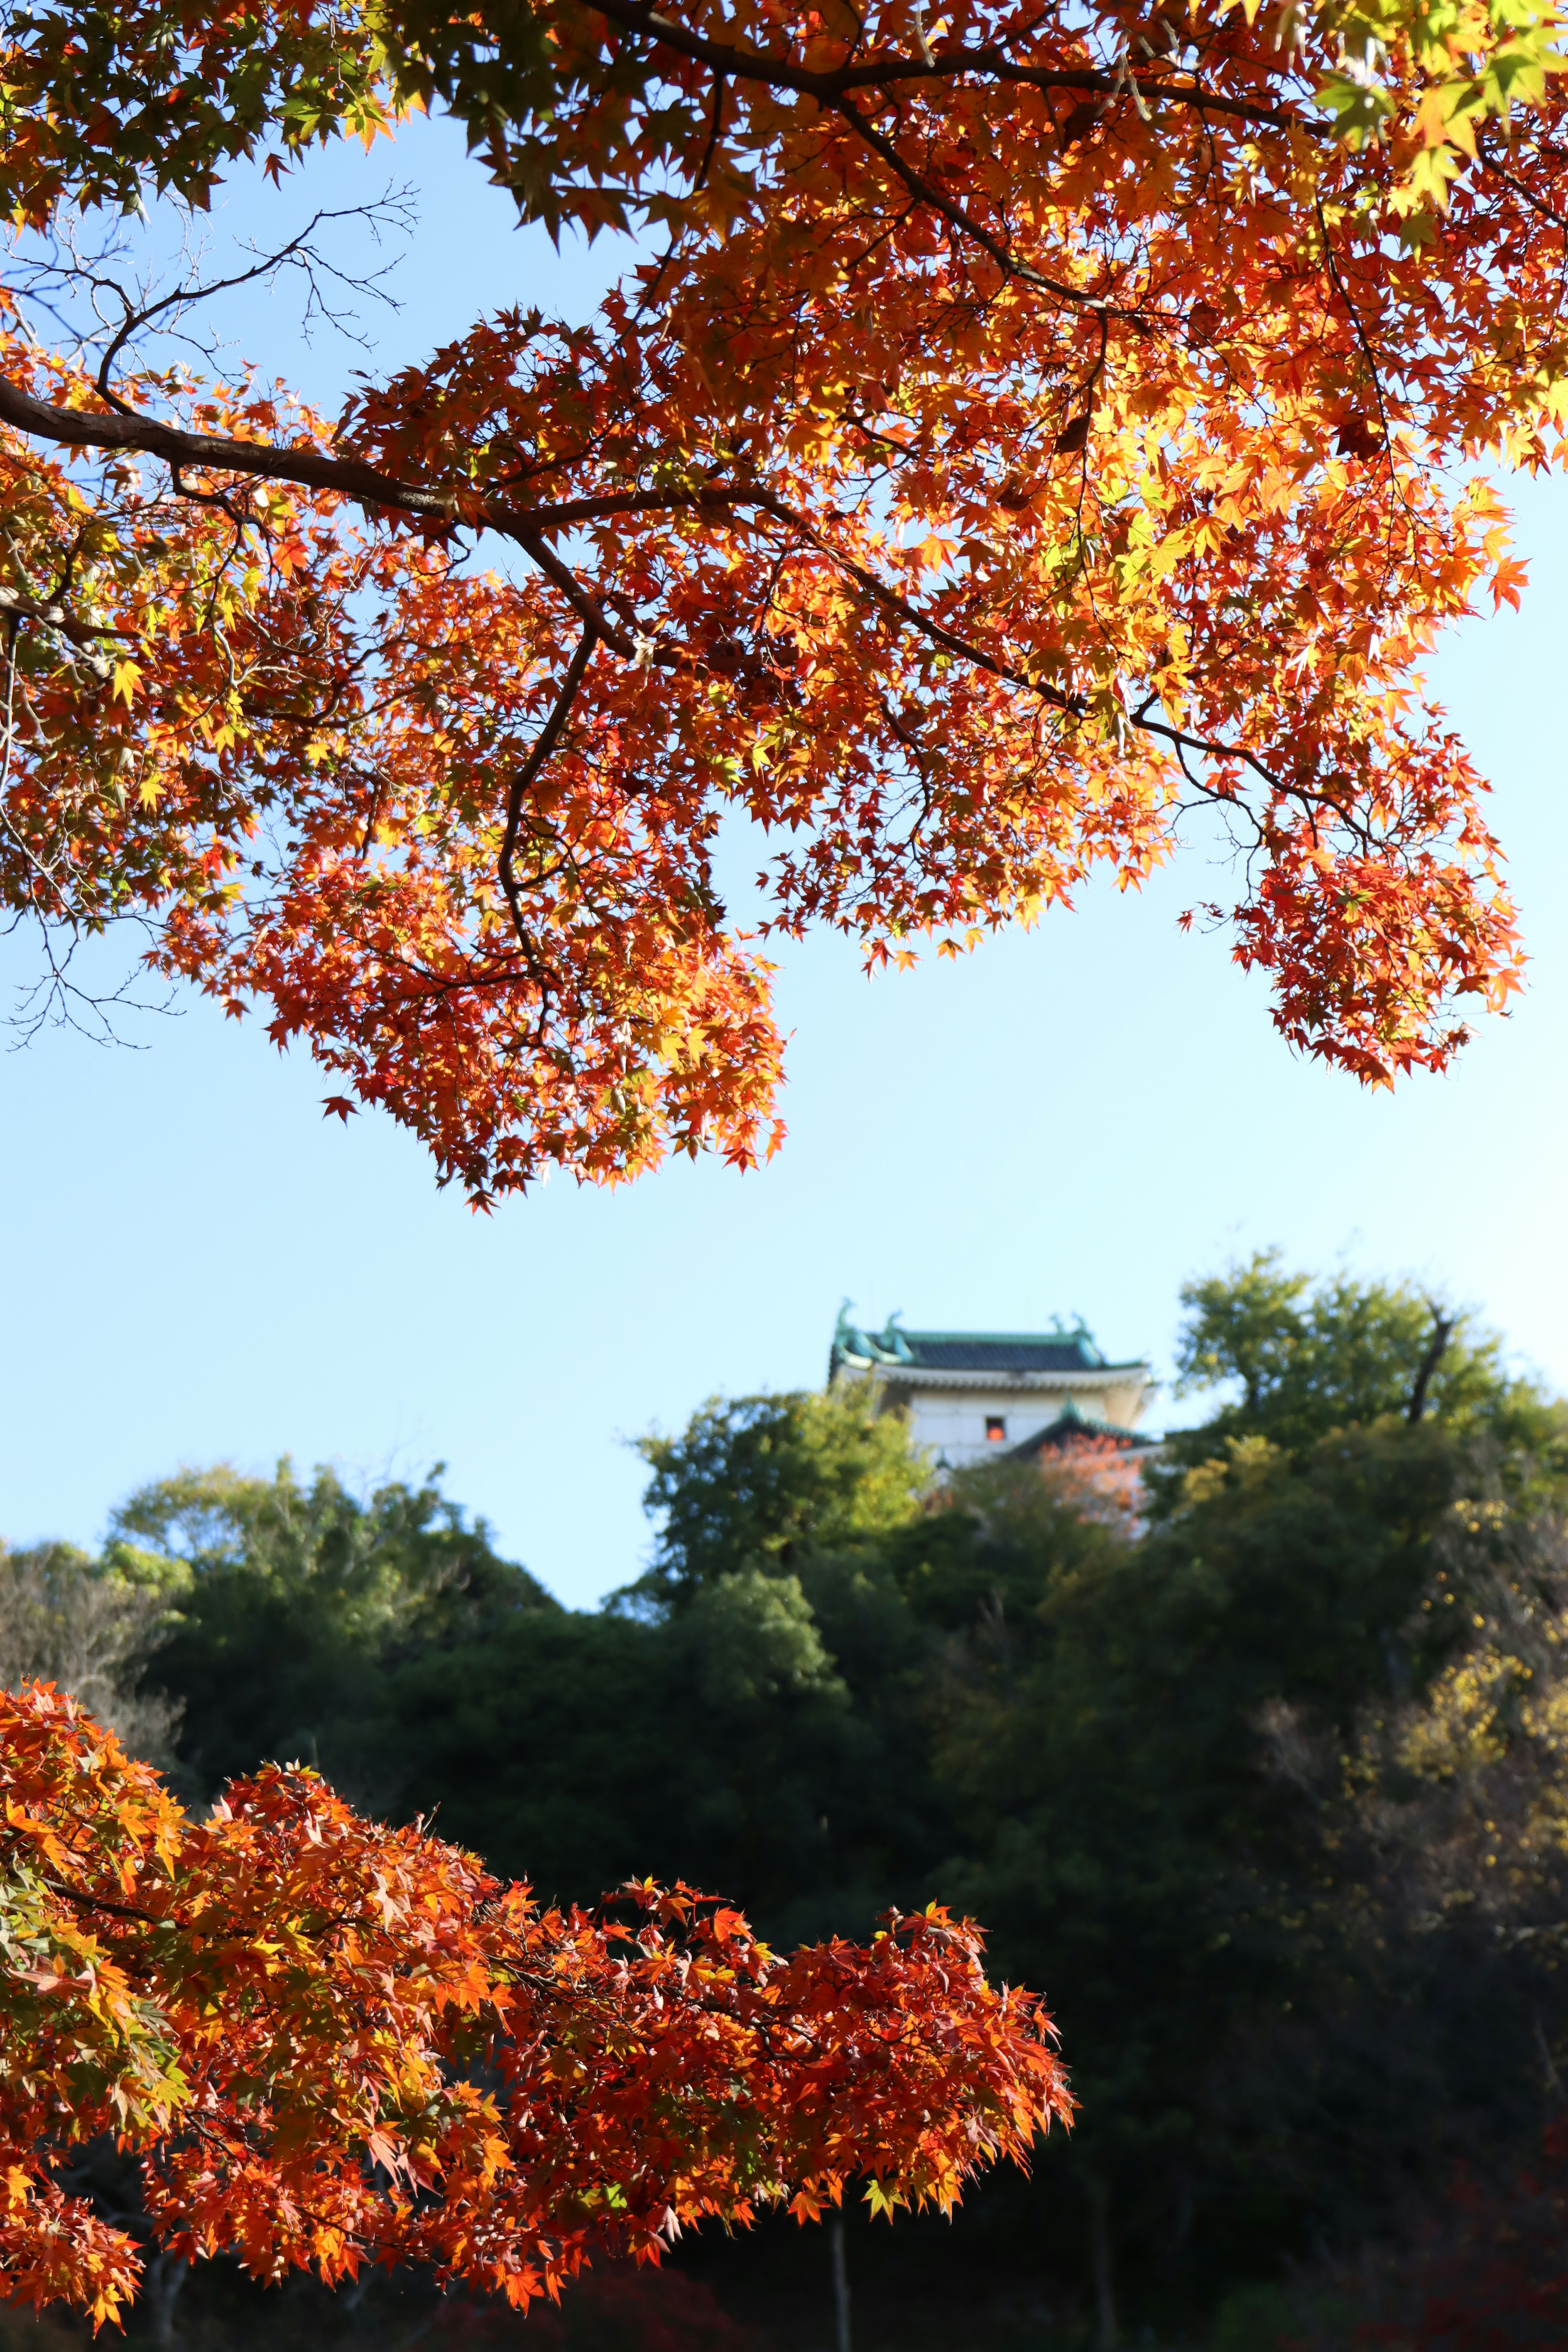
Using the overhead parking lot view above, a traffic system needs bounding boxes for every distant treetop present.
[1169,1251,1565,1466]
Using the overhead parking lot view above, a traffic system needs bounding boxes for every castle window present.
[985,1416,1007,1443]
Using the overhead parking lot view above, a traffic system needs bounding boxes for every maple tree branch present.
[1132,706,1285,796]
[832,98,1099,306]
[508,485,746,530]
[1314,197,1396,465]
[751,486,1295,804]
[1475,134,1568,232]
[30,1867,163,1926]
[0,383,1350,825]
[514,530,638,657]
[0,583,139,646]
[0,375,755,552]
[90,214,380,419]
[499,624,599,946]
[747,485,1075,708]
[764,498,1318,817]
[590,0,1310,135]
[0,374,456,521]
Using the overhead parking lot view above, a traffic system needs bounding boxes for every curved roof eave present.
[843,1362,1152,1391]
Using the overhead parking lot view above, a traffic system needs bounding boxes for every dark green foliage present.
[914,1272,1564,2287]
[879,1456,1129,1637]
[124,1460,555,1802]
[354,1568,891,1937]
[925,1419,1478,2239]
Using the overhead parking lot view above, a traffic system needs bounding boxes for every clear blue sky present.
[4,120,1565,1607]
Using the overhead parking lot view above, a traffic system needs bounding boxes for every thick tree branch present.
[0,373,454,519]
[499,624,599,943]
[514,529,638,657]
[0,374,752,543]
[0,584,140,645]
[1407,1306,1455,1424]
[588,0,1313,134]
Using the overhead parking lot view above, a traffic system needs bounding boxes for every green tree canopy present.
[628,1383,927,1610]
[922,1302,1568,2305]
[1169,1251,1563,1466]
[125,1461,554,1799]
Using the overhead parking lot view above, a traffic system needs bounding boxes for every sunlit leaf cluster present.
[0,1682,1070,2327]
[2,0,1563,1190]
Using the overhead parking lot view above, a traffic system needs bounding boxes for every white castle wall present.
[900,1376,1151,1466]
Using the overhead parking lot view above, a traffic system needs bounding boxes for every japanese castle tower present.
[829,1306,1157,1471]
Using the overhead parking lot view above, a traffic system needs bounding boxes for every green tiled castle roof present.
[830,1305,1147,1382]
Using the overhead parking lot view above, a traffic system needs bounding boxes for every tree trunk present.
[143,2254,188,2350]
[830,2213,852,2352]
[1407,1307,1454,1423]
[1086,2175,1118,2352]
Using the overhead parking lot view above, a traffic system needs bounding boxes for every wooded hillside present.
[7,1256,1568,2348]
